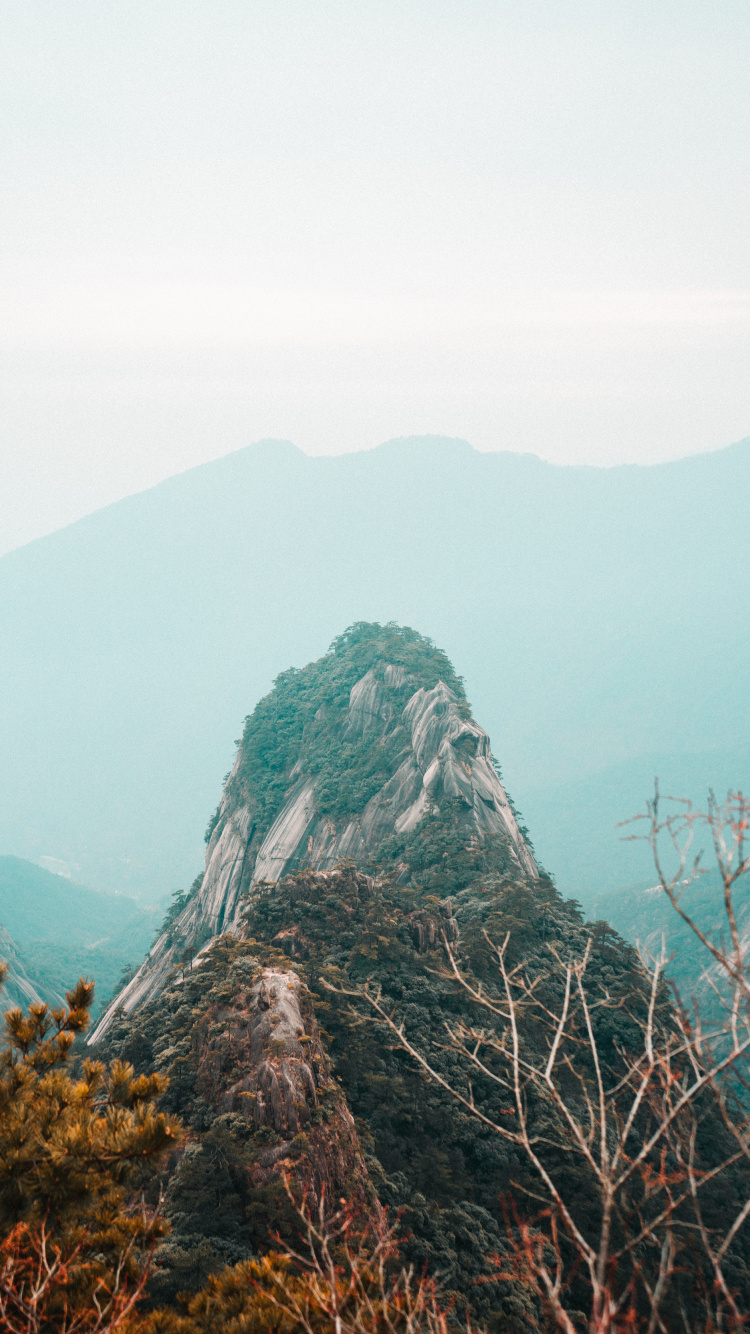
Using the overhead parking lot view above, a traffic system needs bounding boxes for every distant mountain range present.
[521,742,750,899]
[0,435,748,909]
[0,857,160,1015]
[589,865,750,1023]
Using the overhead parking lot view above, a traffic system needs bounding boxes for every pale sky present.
[2,0,749,554]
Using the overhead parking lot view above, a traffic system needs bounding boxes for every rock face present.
[193,963,370,1204]
[91,628,536,1044]
[104,921,378,1303]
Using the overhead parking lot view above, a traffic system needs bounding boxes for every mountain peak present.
[90,624,536,1042]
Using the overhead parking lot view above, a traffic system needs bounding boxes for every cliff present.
[91,623,535,1043]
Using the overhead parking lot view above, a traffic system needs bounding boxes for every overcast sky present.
[2,0,749,554]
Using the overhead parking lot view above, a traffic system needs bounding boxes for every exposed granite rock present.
[252,778,316,884]
[91,660,535,1043]
[182,962,371,1205]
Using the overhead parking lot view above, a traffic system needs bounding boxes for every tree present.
[625,785,750,1322]
[0,971,180,1332]
[145,1179,459,1334]
[0,969,466,1334]
[334,789,750,1333]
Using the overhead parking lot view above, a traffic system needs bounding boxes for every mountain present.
[0,857,161,1015]
[92,625,592,1316]
[91,622,535,1043]
[1,435,748,904]
[588,867,750,1009]
[96,624,750,1324]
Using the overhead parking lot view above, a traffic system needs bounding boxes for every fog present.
[2,0,749,553]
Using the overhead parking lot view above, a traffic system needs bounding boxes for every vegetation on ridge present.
[99,803,645,1330]
[206,622,469,848]
[0,967,453,1334]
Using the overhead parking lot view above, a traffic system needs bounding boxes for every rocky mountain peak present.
[91,624,535,1043]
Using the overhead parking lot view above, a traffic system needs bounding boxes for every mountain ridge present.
[95,624,750,1325]
[93,625,578,1319]
[4,432,748,564]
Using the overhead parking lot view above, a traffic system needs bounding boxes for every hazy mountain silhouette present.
[1,435,747,906]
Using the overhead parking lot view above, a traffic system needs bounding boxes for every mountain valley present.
[0,857,160,1015]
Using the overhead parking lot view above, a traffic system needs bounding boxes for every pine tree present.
[144,1186,452,1334]
[0,964,180,1331]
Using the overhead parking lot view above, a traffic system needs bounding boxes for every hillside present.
[97,624,750,1326]
[523,743,750,904]
[0,857,160,1015]
[0,435,748,905]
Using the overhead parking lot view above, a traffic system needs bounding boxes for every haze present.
[2,0,750,554]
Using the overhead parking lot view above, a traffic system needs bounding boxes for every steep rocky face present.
[91,626,535,1043]
[97,626,707,1325]
[84,626,750,1327]
[195,960,370,1205]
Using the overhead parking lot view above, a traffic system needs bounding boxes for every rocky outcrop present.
[91,651,536,1044]
[409,898,460,953]
[214,968,321,1131]
[194,964,370,1202]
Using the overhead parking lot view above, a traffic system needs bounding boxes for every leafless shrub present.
[0,1218,154,1334]
[149,1178,471,1334]
[328,787,750,1333]
[259,1178,467,1334]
